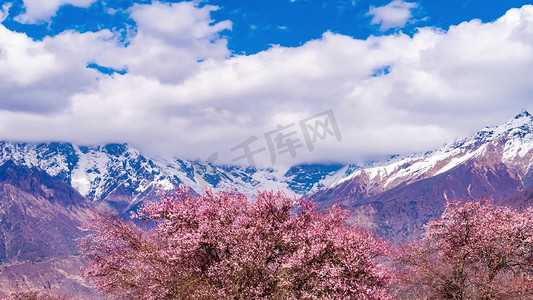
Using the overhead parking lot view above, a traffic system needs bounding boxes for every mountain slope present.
[310,110,533,242]
[0,161,98,297]
[0,142,343,213]
[0,161,93,263]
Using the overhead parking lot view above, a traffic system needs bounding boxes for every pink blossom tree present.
[80,189,391,299]
[395,198,533,299]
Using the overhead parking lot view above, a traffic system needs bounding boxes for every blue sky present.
[0,0,532,167]
[3,0,532,54]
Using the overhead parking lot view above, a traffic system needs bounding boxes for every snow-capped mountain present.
[1,110,532,241]
[0,141,341,212]
[309,110,533,242]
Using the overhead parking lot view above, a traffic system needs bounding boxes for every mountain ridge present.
[309,110,533,242]
[0,110,531,221]
[0,142,340,212]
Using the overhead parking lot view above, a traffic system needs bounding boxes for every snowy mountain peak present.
[500,109,533,133]
[320,110,533,200]
[458,110,533,148]
[515,109,531,119]
[0,141,344,213]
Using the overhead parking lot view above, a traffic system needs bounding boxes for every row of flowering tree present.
[79,189,533,299]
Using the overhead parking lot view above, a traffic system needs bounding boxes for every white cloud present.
[367,0,418,31]
[0,1,231,112]
[117,1,232,83]
[0,3,11,22]
[15,0,97,23]
[0,2,533,168]
[0,26,115,112]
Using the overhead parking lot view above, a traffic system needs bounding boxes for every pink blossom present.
[81,188,391,299]
[395,198,533,299]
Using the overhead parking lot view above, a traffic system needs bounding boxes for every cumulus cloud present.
[15,0,97,23]
[0,1,231,113]
[0,2,533,168]
[367,0,418,31]
[118,1,232,83]
[0,26,115,112]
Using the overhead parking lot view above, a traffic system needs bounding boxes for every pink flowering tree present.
[395,198,533,299]
[80,189,391,299]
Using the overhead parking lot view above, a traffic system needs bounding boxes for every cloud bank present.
[0,1,532,168]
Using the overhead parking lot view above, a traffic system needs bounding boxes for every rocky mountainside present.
[0,161,97,297]
[1,110,532,243]
[0,161,92,263]
[309,110,533,242]
[0,142,342,213]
